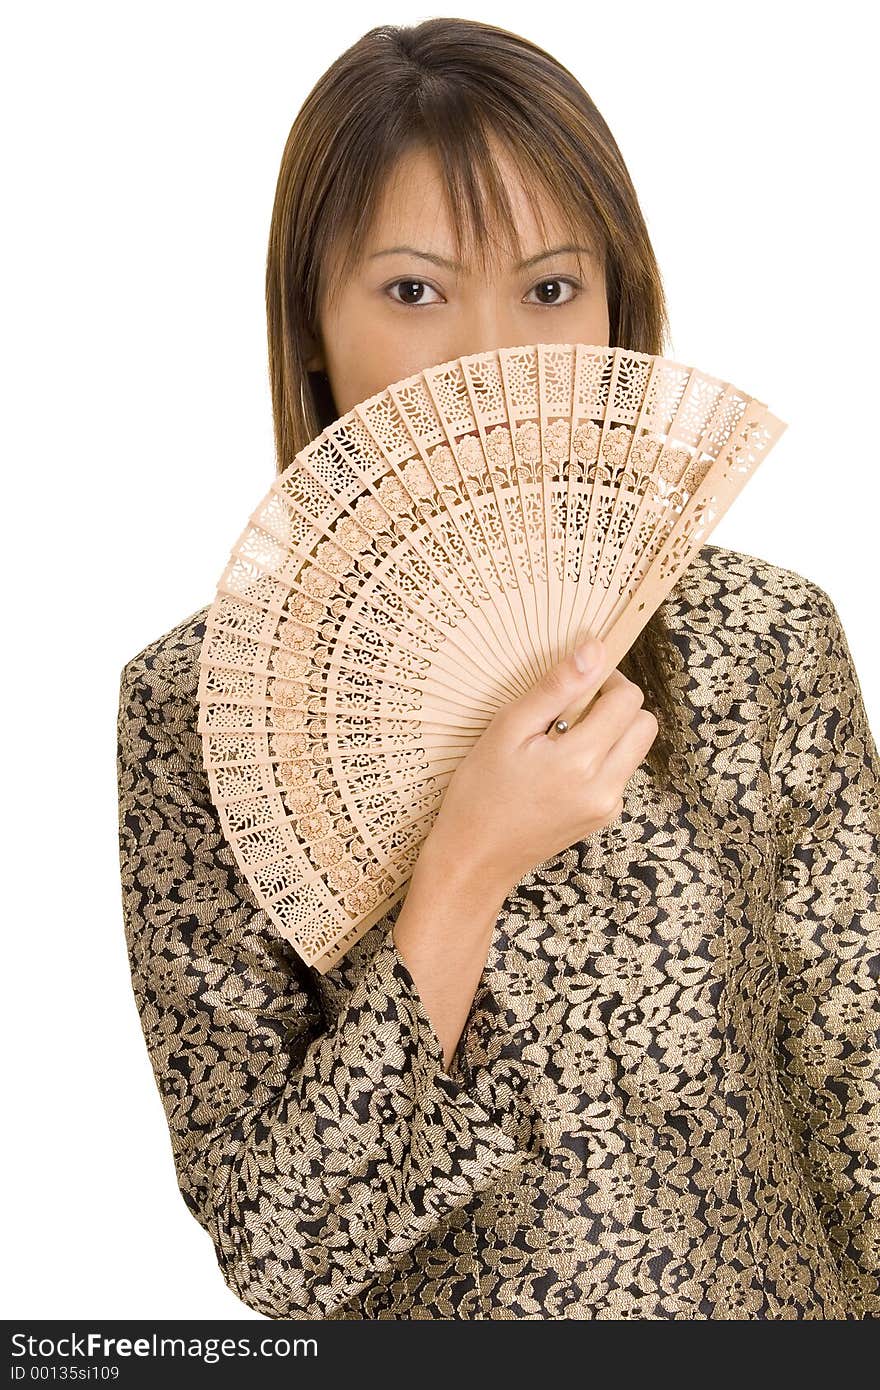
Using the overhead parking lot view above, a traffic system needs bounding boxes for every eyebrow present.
[368,243,595,271]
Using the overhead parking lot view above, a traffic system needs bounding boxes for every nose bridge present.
[458,285,527,357]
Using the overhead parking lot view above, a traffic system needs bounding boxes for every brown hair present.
[265,17,685,790]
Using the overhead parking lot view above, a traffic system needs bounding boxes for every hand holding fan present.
[196,342,787,972]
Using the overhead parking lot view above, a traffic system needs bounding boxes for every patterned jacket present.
[115,544,880,1318]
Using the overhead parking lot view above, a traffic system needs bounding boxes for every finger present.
[591,707,659,792]
[553,666,630,736]
[504,640,607,744]
[561,670,646,764]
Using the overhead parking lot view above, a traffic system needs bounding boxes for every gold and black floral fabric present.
[116,544,880,1318]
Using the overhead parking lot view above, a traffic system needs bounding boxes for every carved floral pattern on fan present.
[196,342,787,972]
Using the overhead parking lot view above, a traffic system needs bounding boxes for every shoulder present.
[664,542,838,657]
[117,603,211,773]
[119,601,211,704]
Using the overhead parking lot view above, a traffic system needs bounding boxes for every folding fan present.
[196,342,787,973]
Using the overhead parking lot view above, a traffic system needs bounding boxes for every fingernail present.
[574,638,602,672]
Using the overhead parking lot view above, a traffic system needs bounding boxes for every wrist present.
[416,824,514,910]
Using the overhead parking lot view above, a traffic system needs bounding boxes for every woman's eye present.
[524,277,581,307]
[385,279,443,306]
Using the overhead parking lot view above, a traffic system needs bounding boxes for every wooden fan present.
[196,342,787,972]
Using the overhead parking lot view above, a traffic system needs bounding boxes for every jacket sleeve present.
[116,655,532,1320]
[770,582,880,1318]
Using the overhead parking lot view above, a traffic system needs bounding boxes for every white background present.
[3,0,877,1318]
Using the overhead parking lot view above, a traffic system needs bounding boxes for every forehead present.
[365,143,575,265]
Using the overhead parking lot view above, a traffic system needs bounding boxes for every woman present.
[116,18,880,1319]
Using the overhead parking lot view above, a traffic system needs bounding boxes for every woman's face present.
[307,142,611,416]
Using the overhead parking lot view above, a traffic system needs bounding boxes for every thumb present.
[502,638,605,743]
